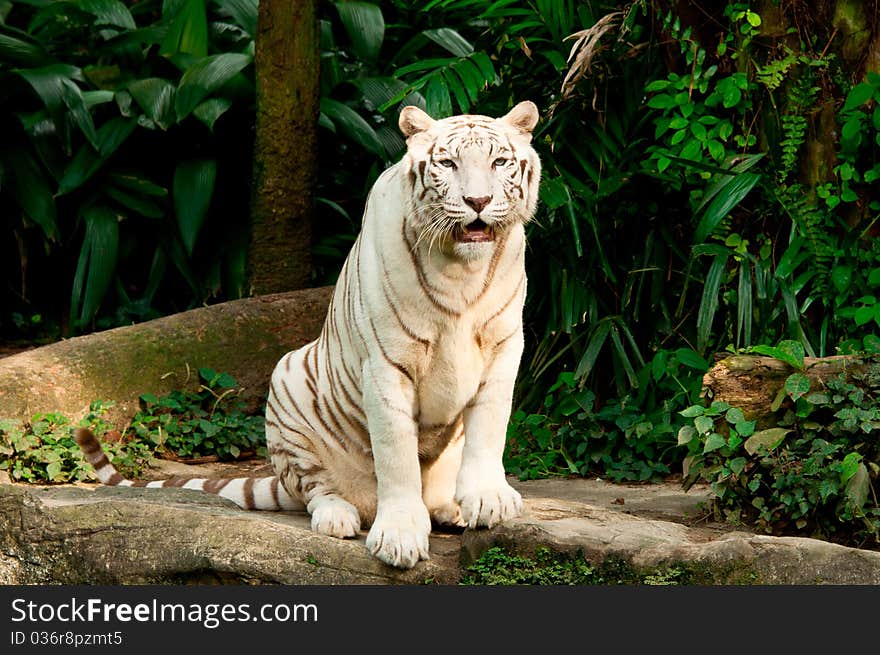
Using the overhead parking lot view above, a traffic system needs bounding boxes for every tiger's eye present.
[437,159,457,169]
[493,157,508,167]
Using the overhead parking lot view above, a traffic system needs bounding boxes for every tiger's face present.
[399,102,541,261]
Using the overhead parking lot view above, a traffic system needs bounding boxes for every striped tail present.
[74,428,304,512]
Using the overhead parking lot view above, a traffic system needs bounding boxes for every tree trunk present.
[0,287,333,427]
[702,354,874,421]
[247,0,320,295]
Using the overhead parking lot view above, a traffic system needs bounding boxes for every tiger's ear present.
[399,105,435,137]
[500,101,539,136]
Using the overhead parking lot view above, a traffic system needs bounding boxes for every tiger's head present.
[399,101,541,261]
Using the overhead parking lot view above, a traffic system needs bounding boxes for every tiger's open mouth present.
[453,219,495,243]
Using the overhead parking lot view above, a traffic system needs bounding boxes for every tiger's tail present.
[74,428,304,511]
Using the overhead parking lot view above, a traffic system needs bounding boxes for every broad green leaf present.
[728,457,747,475]
[128,78,176,129]
[784,372,810,401]
[0,30,51,67]
[677,425,696,445]
[735,419,755,437]
[71,205,120,328]
[213,0,258,36]
[78,0,137,29]
[831,265,853,293]
[422,28,473,57]
[676,348,709,371]
[161,0,208,58]
[174,52,252,120]
[679,405,705,418]
[703,432,726,453]
[334,1,384,63]
[844,462,869,509]
[844,83,874,112]
[424,72,452,118]
[751,340,804,370]
[173,159,217,256]
[193,97,232,130]
[725,407,746,424]
[694,415,714,435]
[105,184,164,218]
[58,117,137,194]
[1,149,58,240]
[840,452,863,483]
[320,97,385,158]
[744,428,790,455]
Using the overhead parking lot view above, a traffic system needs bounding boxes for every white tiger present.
[76,100,542,569]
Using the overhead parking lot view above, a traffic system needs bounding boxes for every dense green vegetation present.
[3,1,880,545]
[0,369,262,483]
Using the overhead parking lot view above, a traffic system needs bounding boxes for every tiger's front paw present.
[366,502,431,569]
[455,480,522,529]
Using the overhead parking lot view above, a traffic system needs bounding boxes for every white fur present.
[265,102,541,568]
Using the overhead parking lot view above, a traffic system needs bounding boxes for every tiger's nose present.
[463,195,492,213]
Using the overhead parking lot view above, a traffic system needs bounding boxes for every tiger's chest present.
[416,320,489,427]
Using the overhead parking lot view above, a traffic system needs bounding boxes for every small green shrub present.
[679,350,880,546]
[131,367,265,461]
[0,401,152,483]
[505,349,706,482]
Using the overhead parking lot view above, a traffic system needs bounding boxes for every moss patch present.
[459,546,760,585]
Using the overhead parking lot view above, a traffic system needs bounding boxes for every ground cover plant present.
[0,369,262,483]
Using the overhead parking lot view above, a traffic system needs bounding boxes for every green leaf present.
[784,373,810,401]
[735,419,755,437]
[574,321,611,380]
[422,28,473,57]
[844,83,874,111]
[744,428,790,455]
[694,172,760,243]
[831,265,853,293]
[696,254,727,352]
[845,462,869,509]
[71,205,120,328]
[679,405,705,418]
[725,407,746,424]
[694,415,714,435]
[676,348,709,371]
[703,432,726,453]
[1,149,58,240]
[193,97,232,130]
[728,457,747,475]
[334,1,384,63]
[46,461,63,480]
[161,0,208,58]
[174,53,252,121]
[751,340,805,370]
[128,77,177,129]
[677,425,696,445]
[0,30,51,67]
[78,0,137,29]
[320,98,385,158]
[213,0,258,37]
[58,117,137,195]
[840,452,863,483]
[173,159,217,256]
